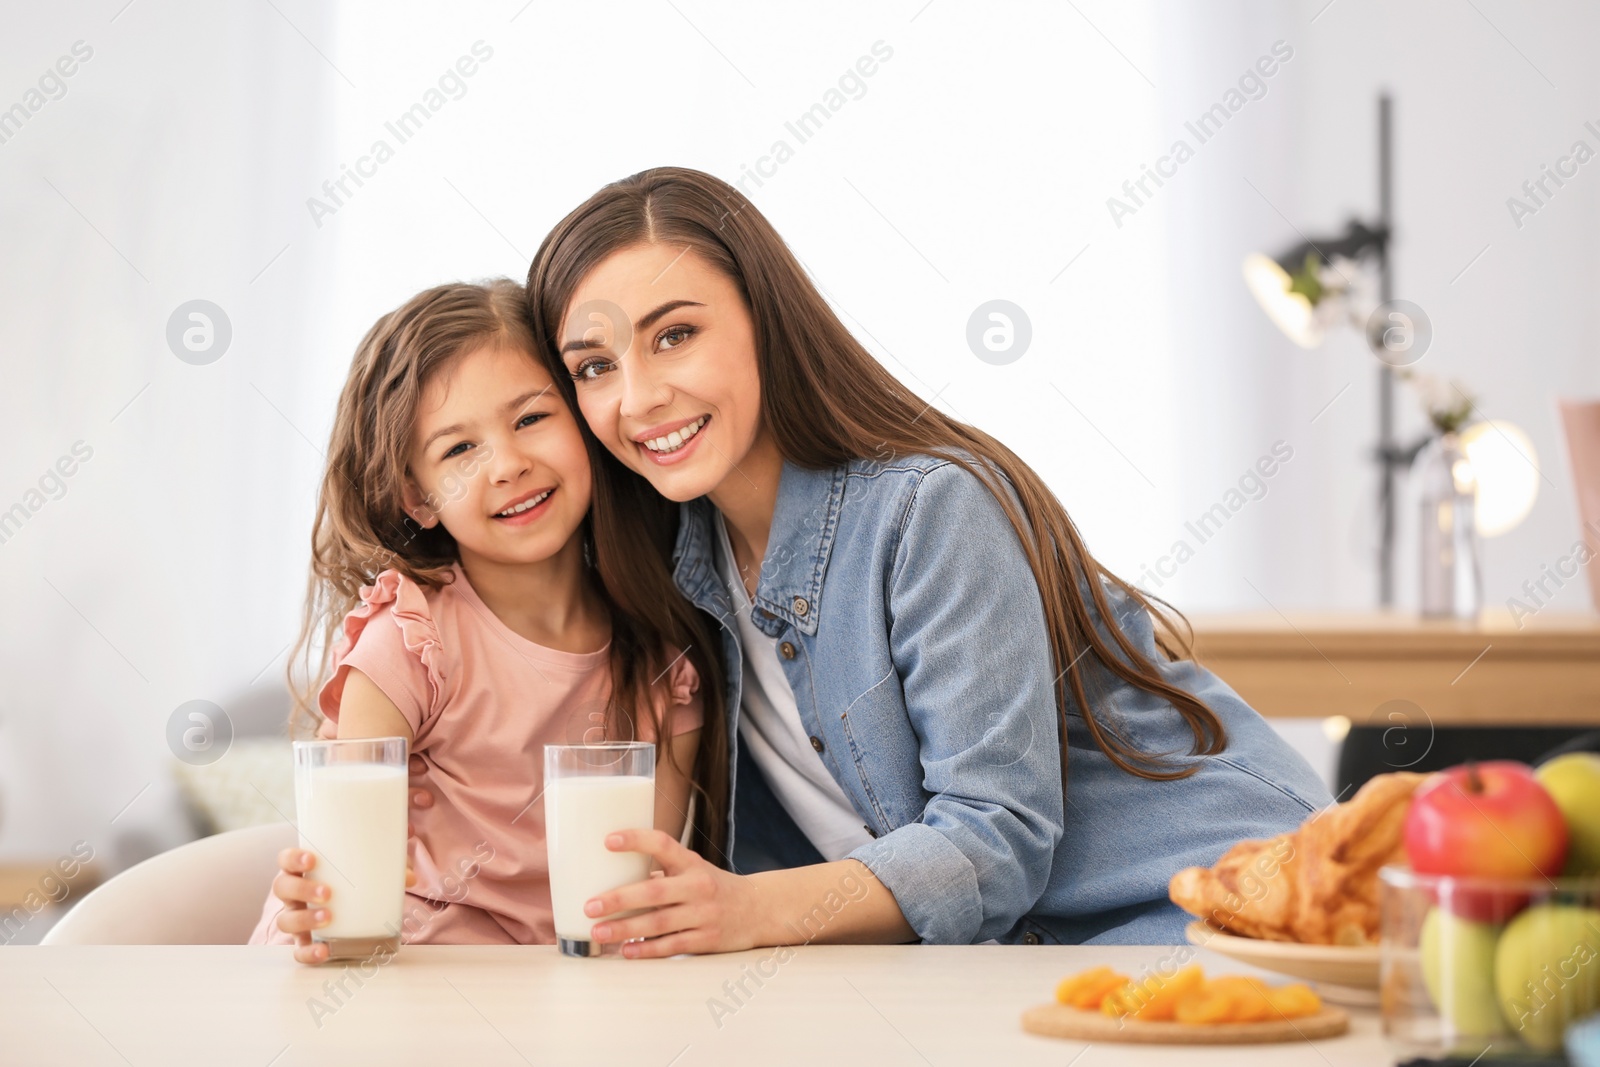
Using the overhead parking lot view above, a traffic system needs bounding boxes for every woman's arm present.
[582,831,914,956]
[587,462,1064,954]
[588,728,909,952]
[842,460,1065,945]
[746,860,916,945]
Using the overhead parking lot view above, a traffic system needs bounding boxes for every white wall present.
[2,0,1595,875]
[0,0,337,869]
[1152,0,1600,614]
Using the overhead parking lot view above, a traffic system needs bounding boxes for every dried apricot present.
[1060,966,1322,1026]
[1054,966,1129,1010]
[1173,986,1235,1024]
[1054,966,1104,1004]
[1228,977,1278,1022]
[1266,983,1322,1019]
[1102,964,1206,1021]
[1172,976,1269,1023]
[1074,971,1131,1010]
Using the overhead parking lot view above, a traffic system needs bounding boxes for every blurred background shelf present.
[1191,610,1600,725]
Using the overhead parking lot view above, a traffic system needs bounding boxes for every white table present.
[0,943,1389,1066]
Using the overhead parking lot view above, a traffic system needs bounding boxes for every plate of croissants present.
[1167,771,1426,997]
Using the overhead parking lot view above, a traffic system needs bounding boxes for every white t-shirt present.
[714,513,875,862]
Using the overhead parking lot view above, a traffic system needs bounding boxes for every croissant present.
[1168,771,1424,945]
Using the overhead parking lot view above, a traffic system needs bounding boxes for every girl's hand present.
[272,849,418,965]
[583,829,763,958]
[271,849,336,965]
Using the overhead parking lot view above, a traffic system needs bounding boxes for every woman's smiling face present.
[557,242,764,503]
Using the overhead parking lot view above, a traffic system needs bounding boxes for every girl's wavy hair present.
[528,168,1229,862]
[287,281,702,824]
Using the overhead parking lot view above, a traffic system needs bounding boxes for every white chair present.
[42,822,296,945]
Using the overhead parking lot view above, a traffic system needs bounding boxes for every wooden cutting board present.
[1021,1003,1350,1045]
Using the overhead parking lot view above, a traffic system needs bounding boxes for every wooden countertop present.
[0,943,1385,1065]
[1189,610,1600,725]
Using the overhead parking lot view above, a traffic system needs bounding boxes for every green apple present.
[1494,902,1600,1051]
[1537,753,1600,875]
[1420,907,1507,1039]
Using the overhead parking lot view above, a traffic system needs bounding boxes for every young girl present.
[248,280,715,962]
[511,167,1333,956]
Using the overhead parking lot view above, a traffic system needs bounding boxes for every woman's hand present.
[587,839,915,955]
[583,829,765,958]
[272,849,419,965]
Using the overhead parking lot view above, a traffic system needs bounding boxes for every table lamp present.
[1242,94,1538,615]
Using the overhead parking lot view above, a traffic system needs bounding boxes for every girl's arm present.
[273,669,416,964]
[330,668,416,743]
[654,729,700,844]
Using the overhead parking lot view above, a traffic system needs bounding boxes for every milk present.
[295,761,409,941]
[545,774,655,940]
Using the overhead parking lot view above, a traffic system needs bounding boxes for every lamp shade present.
[1242,253,1324,348]
[1459,420,1539,537]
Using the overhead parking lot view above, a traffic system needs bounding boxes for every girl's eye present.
[443,442,471,459]
[658,325,695,350]
[569,357,613,382]
[517,412,547,429]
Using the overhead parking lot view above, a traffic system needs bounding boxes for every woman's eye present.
[570,358,613,381]
[517,412,547,429]
[659,325,695,350]
[443,442,471,459]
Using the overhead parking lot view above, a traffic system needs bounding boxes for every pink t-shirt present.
[248,565,703,947]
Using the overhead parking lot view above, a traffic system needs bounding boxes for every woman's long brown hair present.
[288,280,705,837]
[528,168,1228,864]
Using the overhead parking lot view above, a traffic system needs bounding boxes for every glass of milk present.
[292,737,409,960]
[544,741,656,958]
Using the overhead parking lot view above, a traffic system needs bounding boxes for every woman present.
[523,166,1331,956]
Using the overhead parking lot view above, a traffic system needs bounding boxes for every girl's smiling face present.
[557,243,764,503]
[406,344,592,567]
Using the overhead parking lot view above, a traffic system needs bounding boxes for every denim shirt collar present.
[672,459,847,637]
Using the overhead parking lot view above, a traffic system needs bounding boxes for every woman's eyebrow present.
[636,299,703,332]
[559,299,705,354]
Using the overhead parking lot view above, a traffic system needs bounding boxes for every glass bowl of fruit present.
[1379,756,1600,1058]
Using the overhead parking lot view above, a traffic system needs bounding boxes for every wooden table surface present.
[1190,609,1600,725]
[0,943,1389,1066]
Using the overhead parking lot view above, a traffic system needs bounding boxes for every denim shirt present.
[671,454,1332,946]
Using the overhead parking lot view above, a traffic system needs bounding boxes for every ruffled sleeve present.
[659,647,704,739]
[318,569,448,742]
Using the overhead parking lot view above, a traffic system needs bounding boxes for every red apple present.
[1403,761,1569,922]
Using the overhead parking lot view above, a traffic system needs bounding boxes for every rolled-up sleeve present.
[846,461,1064,944]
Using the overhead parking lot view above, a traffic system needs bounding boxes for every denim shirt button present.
[809,735,824,753]
[1022,932,1041,946]
[792,596,809,617]
[779,641,796,660]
